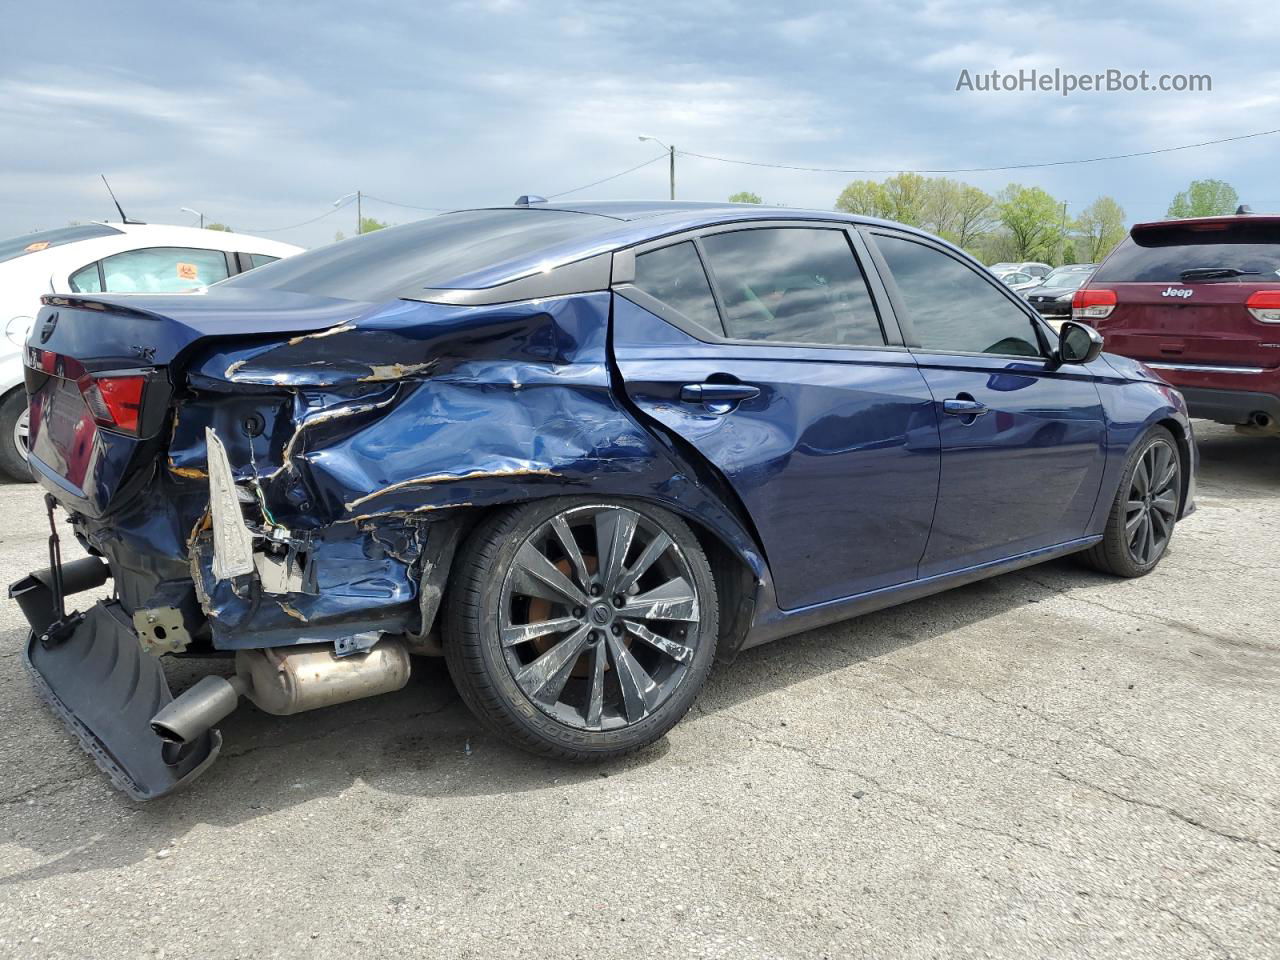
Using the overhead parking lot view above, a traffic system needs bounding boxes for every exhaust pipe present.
[149,639,410,745]
[1249,411,1273,428]
[151,675,246,745]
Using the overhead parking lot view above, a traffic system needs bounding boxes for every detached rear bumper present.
[10,563,221,801]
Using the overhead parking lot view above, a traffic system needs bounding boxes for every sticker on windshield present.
[24,241,50,253]
[177,262,199,281]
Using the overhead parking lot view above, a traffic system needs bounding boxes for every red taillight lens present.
[78,374,147,433]
[1246,290,1280,323]
[1072,288,1117,321]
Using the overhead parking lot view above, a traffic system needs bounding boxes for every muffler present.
[149,638,411,745]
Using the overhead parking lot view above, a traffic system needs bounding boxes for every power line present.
[361,194,451,212]
[244,198,356,233]
[675,126,1280,175]
[546,153,669,199]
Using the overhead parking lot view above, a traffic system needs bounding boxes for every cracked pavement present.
[0,421,1277,959]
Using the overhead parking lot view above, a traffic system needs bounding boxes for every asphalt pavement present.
[0,421,1276,959]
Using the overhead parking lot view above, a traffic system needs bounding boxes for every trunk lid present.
[25,289,370,518]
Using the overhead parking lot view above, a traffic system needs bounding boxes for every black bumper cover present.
[12,565,220,800]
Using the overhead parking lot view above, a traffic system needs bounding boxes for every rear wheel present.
[0,389,33,483]
[1079,426,1181,577]
[443,497,718,760]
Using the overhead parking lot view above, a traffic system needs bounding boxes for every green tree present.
[879,173,928,226]
[359,217,388,233]
[728,191,762,204]
[205,222,232,232]
[919,179,996,250]
[997,185,1064,262]
[952,184,997,251]
[835,179,891,218]
[1167,179,1238,218]
[1075,196,1127,262]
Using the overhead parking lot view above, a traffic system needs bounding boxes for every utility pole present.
[356,190,363,235]
[638,137,676,200]
[1060,201,1069,264]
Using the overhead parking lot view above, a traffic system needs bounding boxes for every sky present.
[2,0,1278,248]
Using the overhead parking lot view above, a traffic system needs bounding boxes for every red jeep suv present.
[1074,215,1280,431]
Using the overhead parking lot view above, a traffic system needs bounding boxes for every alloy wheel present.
[13,408,28,463]
[1125,439,1180,566]
[498,504,702,732]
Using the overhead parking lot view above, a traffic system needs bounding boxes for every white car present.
[989,260,1052,279]
[0,222,302,480]
[995,270,1044,293]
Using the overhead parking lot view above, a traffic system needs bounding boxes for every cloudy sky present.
[2,0,1278,247]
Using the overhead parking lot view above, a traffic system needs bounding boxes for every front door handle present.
[680,383,761,404]
[943,398,988,417]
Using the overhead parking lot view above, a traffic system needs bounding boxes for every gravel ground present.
[0,421,1276,960]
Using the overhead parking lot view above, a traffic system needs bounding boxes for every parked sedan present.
[990,260,1052,279]
[13,201,1195,798]
[997,270,1043,293]
[1025,264,1099,327]
[0,222,301,480]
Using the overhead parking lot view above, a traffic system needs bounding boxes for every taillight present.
[1072,288,1117,321]
[78,374,147,433]
[1246,290,1280,324]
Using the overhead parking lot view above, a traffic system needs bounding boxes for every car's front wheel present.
[1079,425,1182,577]
[443,497,718,760]
[0,389,33,483]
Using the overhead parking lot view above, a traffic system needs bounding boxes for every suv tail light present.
[78,373,147,433]
[1246,290,1280,324]
[1072,289,1117,321]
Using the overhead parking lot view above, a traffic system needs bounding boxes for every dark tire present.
[443,496,718,761]
[0,389,33,483]
[1078,425,1182,578]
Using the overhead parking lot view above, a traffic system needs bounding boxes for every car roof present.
[415,201,944,288]
[105,222,304,255]
[1132,214,1280,232]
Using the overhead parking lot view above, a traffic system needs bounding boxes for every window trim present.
[90,246,235,293]
[860,227,1056,361]
[614,220,908,353]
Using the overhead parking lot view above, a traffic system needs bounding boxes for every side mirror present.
[1058,320,1104,365]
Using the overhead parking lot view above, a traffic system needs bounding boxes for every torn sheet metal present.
[205,426,255,580]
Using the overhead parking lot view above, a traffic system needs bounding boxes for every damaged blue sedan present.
[11,200,1195,798]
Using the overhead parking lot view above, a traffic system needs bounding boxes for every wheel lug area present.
[612,595,625,608]
[610,624,621,636]
[590,583,602,597]
[587,631,600,644]
[573,606,585,619]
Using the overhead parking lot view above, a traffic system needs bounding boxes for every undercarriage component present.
[235,638,410,715]
[132,580,202,655]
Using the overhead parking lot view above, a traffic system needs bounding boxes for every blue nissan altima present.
[14,200,1195,797]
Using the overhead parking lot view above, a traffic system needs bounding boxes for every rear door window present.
[246,253,279,269]
[1093,222,1280,283]
[697,227,884,346]
[875,234,1042,357]
[99,247,231,292]
[69,262,103,293]
[631,242,723,336]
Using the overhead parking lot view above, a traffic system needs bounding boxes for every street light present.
[638,136,675,201]
[180,206,205,229]
[334,191,362,235]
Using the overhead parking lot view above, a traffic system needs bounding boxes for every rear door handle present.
[943,398,988,417]
[680,383,761,404]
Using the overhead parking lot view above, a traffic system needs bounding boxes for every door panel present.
[914,356,1107,575]
[613,296,940,609]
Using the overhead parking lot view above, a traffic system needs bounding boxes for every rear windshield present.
[223,209,611,301]
[1093,222,1280,283]
[0,224,123,265]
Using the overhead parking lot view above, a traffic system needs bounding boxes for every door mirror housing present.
[1057,320,1104,365]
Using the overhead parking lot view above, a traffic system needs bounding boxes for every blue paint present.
[19,202,1195,659]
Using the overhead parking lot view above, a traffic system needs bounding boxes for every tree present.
[1075,196,1127,262]
[1167,179,1239,218]
[918,179,996,250]
[835,179,891,218]
[359,216,388,233]
[996,185,1064,262]
[205,222,232,232]
[728,191,762,204]
[951,185,997,250]
[334,230,346,242]
[879,173,929,226]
